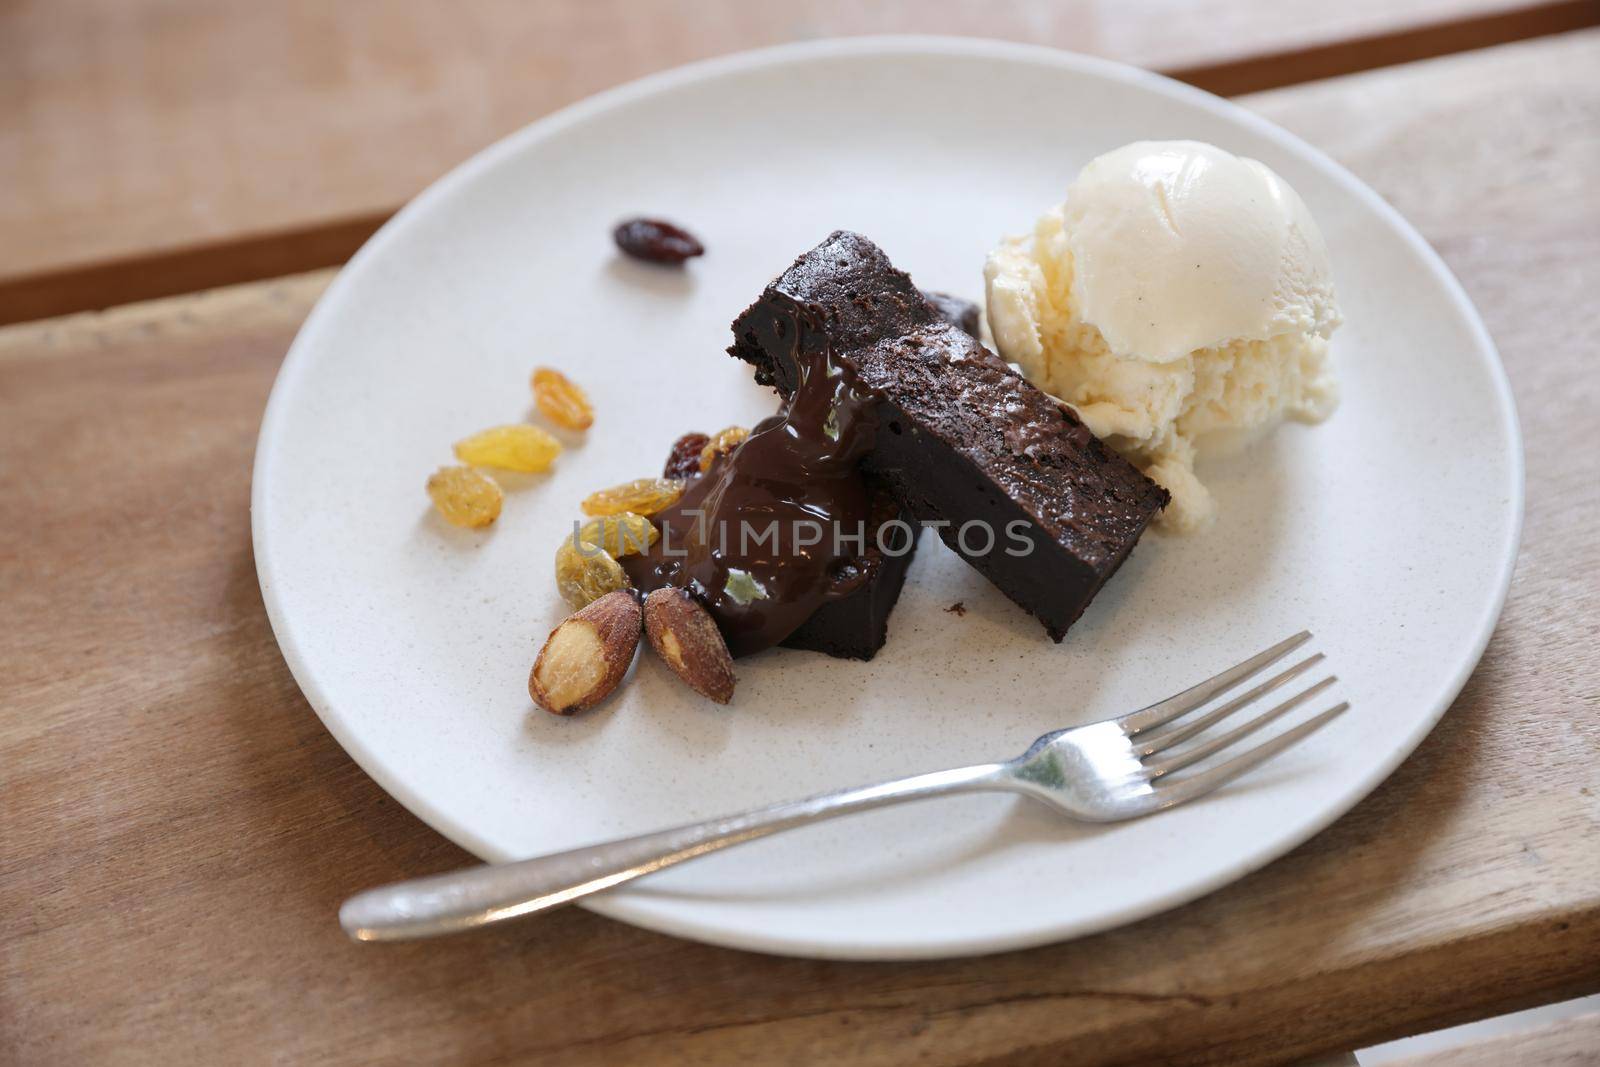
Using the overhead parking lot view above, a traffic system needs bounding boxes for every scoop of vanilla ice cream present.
[985,141,1340,532]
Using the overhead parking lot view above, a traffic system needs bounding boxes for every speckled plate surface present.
[252,38,1522,959]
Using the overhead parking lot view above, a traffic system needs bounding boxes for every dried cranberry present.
[613,218,705,264]
[663,432,711,479]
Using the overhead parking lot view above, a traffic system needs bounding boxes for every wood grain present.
[4,0,1600,324]
[3,28,1600,1067]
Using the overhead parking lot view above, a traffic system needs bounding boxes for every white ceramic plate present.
[252,38,1522,959]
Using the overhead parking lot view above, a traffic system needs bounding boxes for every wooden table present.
[3,6,1598,1065]
[1391,1012,1600,1066]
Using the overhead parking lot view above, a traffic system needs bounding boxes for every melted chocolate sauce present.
[622,343,881,657]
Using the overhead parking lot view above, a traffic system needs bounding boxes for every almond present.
[529,590,641,715]
[643,588,736,704]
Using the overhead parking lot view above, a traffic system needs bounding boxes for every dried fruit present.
[426,465,503,528]
[452,424,562,472]
[643,588,736,704]
[531,367,595,431]
[663,432,710,480]
[612,217,705,265]
[529,591,642,715]
[698,426,750,472]
[577,513,659,557]
[554,538,629,608]
[581,477,685,517]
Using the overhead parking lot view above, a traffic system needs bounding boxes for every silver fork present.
[341,631,1345,941]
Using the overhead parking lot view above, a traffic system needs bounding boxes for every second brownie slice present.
[730,231,1169,640]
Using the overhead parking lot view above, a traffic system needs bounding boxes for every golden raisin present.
[532,367,595,431]
[452,424,562,472]
[554,539,629,608]
[426,466,503,528]
[581,477,685,517]
[698,426,750,471]
[577,512,659,556]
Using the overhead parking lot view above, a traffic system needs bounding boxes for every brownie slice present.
[921,290,982,340]
[631,437,921,661]
[779,483,919,660]
[730,231,1168,640]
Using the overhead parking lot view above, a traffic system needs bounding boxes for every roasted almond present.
[529,591,641,715]
[643,588,735,704]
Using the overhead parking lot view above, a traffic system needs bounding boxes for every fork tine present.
[1117,631,1312,736]
[1137,653,1325,756]
[1131,702,1349,815]
[1144,676,1338,777]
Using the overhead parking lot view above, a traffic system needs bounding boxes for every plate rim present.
[251,34,1525,959]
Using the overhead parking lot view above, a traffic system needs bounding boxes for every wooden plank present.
[1386,1012,1600,1066]
[3,0,1599,325]
[3,28,1599,1067]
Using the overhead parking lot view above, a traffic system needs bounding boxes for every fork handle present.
[340,762,1012,941]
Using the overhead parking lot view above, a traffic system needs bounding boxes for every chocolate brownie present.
[921,290,982,339]
[776,481,918,660]
[621,413,919,660]
[730,231,1168,640]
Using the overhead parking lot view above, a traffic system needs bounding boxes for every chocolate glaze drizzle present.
[622,339,881,658]
[621,288,978,657]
